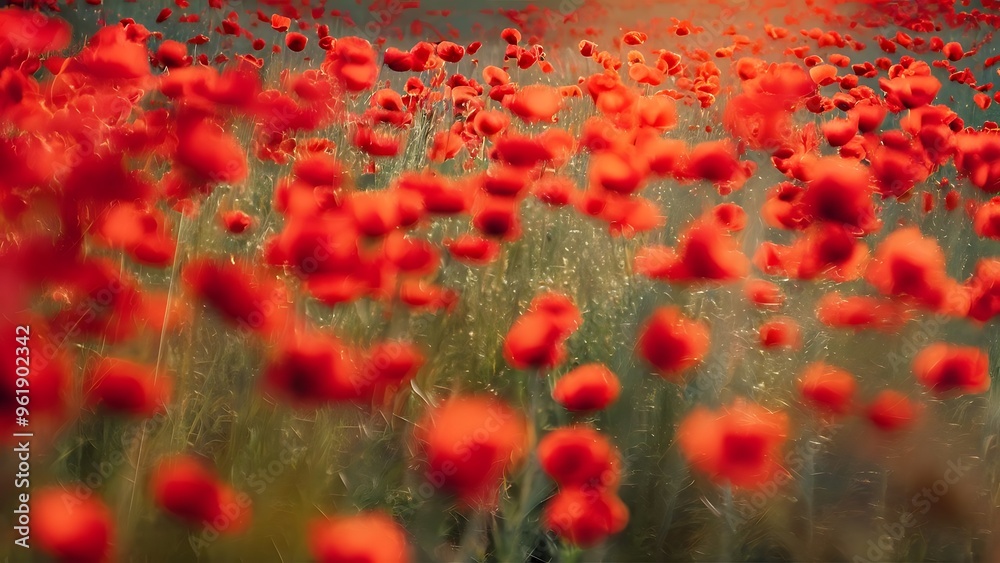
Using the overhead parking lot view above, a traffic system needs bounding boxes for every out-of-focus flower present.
[678,399,789,488]
[151,455,251,533]
[34,487,114,563]
[538,426,621,489]
[553,363,621,412]
[309,512,411,563]
[414,396,527,508]
[912,343,990,396]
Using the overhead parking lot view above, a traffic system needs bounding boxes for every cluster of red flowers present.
[539,427,628,546]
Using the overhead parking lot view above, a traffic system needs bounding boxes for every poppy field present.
[2,0,1000,561]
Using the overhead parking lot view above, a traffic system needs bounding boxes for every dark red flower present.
[543,487,629,547]
[538,426,621,488]
[85,357,171,417]
[262,333,360,407]
[151,455,251,533]
[758,317,801,350]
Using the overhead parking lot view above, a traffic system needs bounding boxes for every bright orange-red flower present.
[912,343,990,396]
[866,390,920,432]
[966,258,1000,323]
[744,279,785,309]
[634,219,748,283]
[637,307,710,380]
[553,363,621,412]
[865,227,967,315]
[503,292,581,370]
[309,512,411,563]
[797,362,857,415]
[815,292,910,332]
[414,396,527,508]
[678,399,789,488]
[34,487,114,563]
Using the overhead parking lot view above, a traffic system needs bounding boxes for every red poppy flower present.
[479,166,531,199]
[174,115,248,185]
[815,292,910,332]
[589,150,648,194]
[151,455,251,533]
[912,343,990,396]
[414,396,527,509]
[220,210,253,234]
[309,512,411,563]
[322,36,378,92]
[637,307,710,380]
[683,140,743,186]
[382,232,440,276]
[865,227,967,315]
[182,258,288,336]
[711,203,747,231]
[473,195,522,241]
[93,202,176,267]
[966,258,1000,323]
[866,390,920,432]
[553,364,621,412]
[51,258,144,343]
[75,25,150,80]
[797,362,857,416]
[355,341,424,405]
[34,487,114,563]
[799,157,879,234]
[760,182,809,231]
[634,219,748,283]
[543,487,629,548]
[744,279,785,309]
[528,292,582,333]
[444,234,500,265]
[472,110,510,137]
[84,357,171,417]
[954,132,1000,193]
[678,399,789,488]
[600,195,665,238]
[792,223,869,282]
[973,197,1000,239]
[538,426,621,488]
[0,8,71,54]
[262,333,360,406]
[506,84,562,123]
[759,317,801,350]
[398,280,459,313]
[503,293,581,370]
[879,74,941,110]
